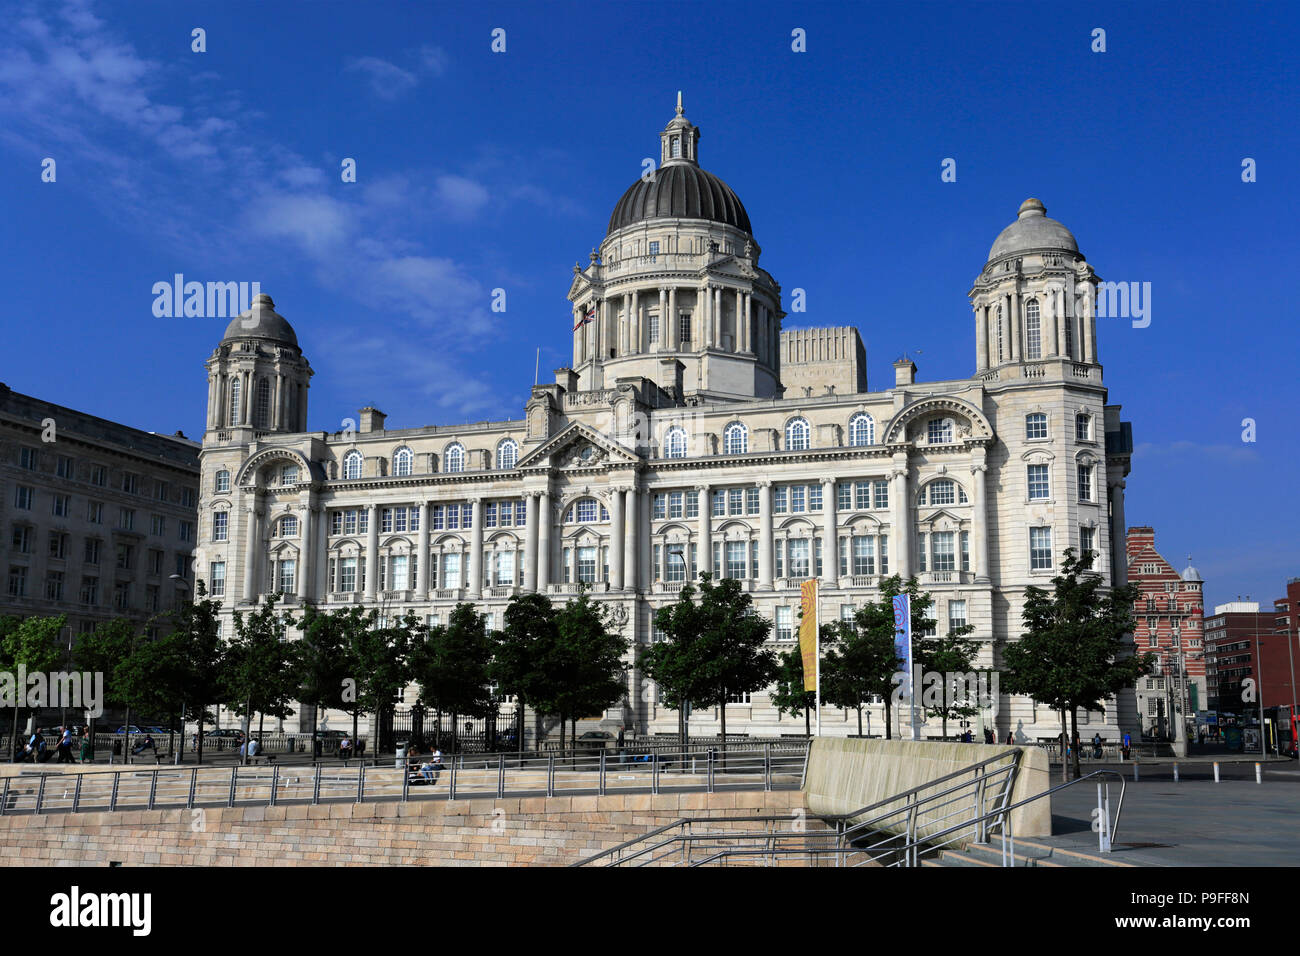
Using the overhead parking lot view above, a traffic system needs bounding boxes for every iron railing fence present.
[0,742,809,816]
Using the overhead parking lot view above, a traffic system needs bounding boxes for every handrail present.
[573,813,807,867]
[822,749,1021,827]
[882,769,1127,867]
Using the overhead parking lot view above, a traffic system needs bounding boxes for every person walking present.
[79,728,93,764]
[56,726,74,763]
[1092,733,1103,759]
[1121,732,1132,761]
[1005,731,1015,746]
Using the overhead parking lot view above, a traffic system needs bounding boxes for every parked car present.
[114,725,144,735]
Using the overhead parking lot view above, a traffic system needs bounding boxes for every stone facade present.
[193,101,1138,742]
[0,384,200,634]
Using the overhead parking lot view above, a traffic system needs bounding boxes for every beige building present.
[1,384,200,637]
[195,99,1137,741]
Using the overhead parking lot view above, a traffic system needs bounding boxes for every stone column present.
[714,287,724,346]
[657,288,667,351]
[468,498,484,598]
[415,500,430,597]
[524,494,539,592]
[758,481,774,589]
[610,488,625,590]
[702,286,713,348]
[735,290,744,352]
[971,459,989,583]
[1084,286,1097,363]
[1109,477,1127,587]
[743,292,753,353]
[242,496,261,602]
[621,293,631,355]
[631,290,640,352]
[975,305,988,370]
[1009,291,1021,363]
[1002,295,1013,365]
[821,478,837,584]
[668,287,677,349]
[1043,289,1059,357]
[537,490,551,591]
[573,307,583,367]
[624,487,637,592]
[698,484,712,577]
[364,504,379,601]
[890,459,910,578]
[298,498,314,601]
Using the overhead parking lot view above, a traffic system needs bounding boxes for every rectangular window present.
[19,447,37,469]
[711,490,725,517]
[1079,527,1096,567]
[948,599,968,631]
[443,553,461,589]
[14,486,33,510]
[927,419,952,444]
[776,606,794,642]
[728,488,743,515]
[381,508,394,533]
[879,534,888,574]
[653,494,667,520]
[917,533,927,573]
[750,541,758,579]
[45,571,64,602]
[178,521,194,542]
[685,492,699,518]
[209,561,226,597]
[155,480,169,502]
[336,556,357,592]
[664,547,686,583]
[1030,527,1053,571]
[790,486,806,513]
[809,485,823,511]
[182,487,196,508]
[649,313,660,343]
[52,494,70,517]
[7,566,27,598]
[668,492,684,519]
[56,455,73,479]
[1076,414,1091,442]
[1027,464,1050,501]
[116,544,133,570]
[11,526,31,554]
[119,508,135,531]
[1026,414,1048,440]
[87,501,103,524]
[838,482,852,511]
[151,514,166,536]
[855,482,871,510]
[960,531,970,572]
[679,314,691,343]
[932,532,955,572]
[83,538,100,564]
[874,480,889,510]
[788,539,810,578]
[461,504,473,528]
[774,486,788,513]
[1077,464,1093,502]
[388,555,408,591]
[175,554,188,578]
[395,508,409,533]
[90,465,106,486]
[653,544,662,582]
[496,551,515,586]
[726,541,747,579]
[122,473,138,495]
[213,512,228,541]
[147,549,163,575]
[853,536,875,575]
[80,576,99,606]
[746,487,759,514]
[577,547,598,583]
[775,540,785,579]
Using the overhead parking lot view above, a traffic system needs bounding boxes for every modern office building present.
[193,99,1137,740]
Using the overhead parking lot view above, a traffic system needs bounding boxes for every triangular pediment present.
[516,420,641,471]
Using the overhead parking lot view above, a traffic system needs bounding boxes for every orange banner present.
[799,579,818,692]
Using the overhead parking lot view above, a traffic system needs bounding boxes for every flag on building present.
[573,304,596,330]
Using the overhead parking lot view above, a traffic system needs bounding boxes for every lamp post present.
[665,546,690,751]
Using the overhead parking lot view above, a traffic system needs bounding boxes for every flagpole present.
[534,347,540,387]
[815,582,821,737]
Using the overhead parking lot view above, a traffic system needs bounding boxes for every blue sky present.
[2,0,1296,610]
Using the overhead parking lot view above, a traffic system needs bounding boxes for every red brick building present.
[1125,527,1206,738]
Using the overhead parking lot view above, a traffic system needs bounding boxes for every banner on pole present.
[892,592,912,695]
[799,579,819,692]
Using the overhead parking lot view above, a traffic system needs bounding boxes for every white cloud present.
[345,55,418,100]
[434,174,491,220]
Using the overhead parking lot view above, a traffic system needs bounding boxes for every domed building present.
[195,97,1137,743]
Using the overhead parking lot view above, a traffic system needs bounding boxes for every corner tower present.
[566,95,785,402]
[969,199,1101,379]
[204,293,313,439]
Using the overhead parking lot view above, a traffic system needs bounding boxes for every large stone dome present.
[608,162,751,235]
[221,293,299,349]
[988,198,1078,262]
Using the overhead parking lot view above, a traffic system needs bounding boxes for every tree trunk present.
[857,705,863,737]
[1069,706,1081,780]
[352,709,359,762]
[196,709,205,765]
[517,699,524,756]
[257,711,265,756]
[1059,709,1069,784]
[804,703,810,738]
[719,695,727,771]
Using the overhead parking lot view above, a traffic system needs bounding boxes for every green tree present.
[822,614,899,738]
[1001,549,1152,781]
[294,603,365,746]
[163,580,225,763]
[412,603,495,750]
[492,592,560,753]
[1,615,67,756]
[74,617,139,758]
[640,575,775,752]
[550,591,628,751]
[224,593,300,761]
[916,616,981,738]
[770,643,818,737]
[350,608,417,756]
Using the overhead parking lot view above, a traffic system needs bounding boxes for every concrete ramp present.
[804,738,1052,838]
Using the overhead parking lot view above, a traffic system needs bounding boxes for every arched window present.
[343,451,363,480]
[393,446,413,477]
[563,498,607,524]
[848,413,875,446]
[214,469,230,494]
[229,379,241,425]
[497,439,518,470]
[723,422,748,455]
[664,427,688,459]
[254,378,271,429]
[1024,299,1041,360]
[444,443,465,474]
[926,479,956,506]
[785,417,810,451]
[278,515,299,537]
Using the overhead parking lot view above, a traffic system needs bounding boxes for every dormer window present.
[671,136,681,158]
